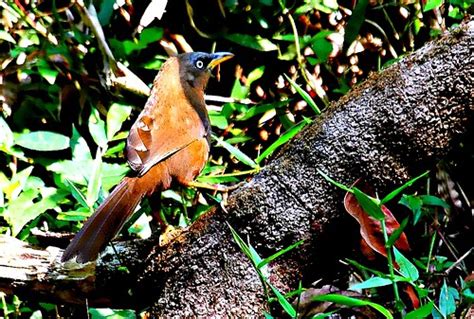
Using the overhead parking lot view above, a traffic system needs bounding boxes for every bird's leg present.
[179,186,191,225]
[186,181,244,192]
[148,191,167,233]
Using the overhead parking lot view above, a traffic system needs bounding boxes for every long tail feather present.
[61,177,144,263]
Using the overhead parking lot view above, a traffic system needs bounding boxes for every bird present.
[61,52,234,263]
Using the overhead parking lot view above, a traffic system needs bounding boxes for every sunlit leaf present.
[4,188,66,236]
[0,30,16,43]
[247,66,265,86]
[71,125,92,161]
[3,166,34,201]
[37,66,59,85]
[89,107,108,149]
[209,110,229,129]
[128,213,152,239]
[424,0,443,11]
[15,131,70,151]
[107,103,132,141]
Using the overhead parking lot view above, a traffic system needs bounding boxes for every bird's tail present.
[61,177,144,263]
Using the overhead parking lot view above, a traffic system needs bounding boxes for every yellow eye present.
[195,59,204,69]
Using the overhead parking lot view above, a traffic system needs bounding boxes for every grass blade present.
[312,294,393,319]
[256,118,311,163]
[284,74,321,115]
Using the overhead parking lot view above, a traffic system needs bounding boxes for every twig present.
[204,95,256,105]
[445,247,473,275]
[75,0,150,96]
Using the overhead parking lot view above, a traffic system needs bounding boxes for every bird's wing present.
[126,104,207,176]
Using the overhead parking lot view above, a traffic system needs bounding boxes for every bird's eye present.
[195,59,204,69]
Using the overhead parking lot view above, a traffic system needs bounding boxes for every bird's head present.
[178,52,234,91]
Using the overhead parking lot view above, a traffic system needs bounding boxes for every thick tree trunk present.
[0,19,472,317]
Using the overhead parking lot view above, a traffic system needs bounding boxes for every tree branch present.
[0,18,472,317]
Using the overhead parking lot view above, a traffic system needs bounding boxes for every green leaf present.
[350,276,393,290]
[228,223,253,263]
[86,150,103,207]
[37,66,59,85]
[231,79,249,99]
[317,170,353,193]
[399,194,424,224]
[256,118,312,163]
[393,247,419,281]
[209,111,229,129]
[257,240,304,269]
[343,0,369,49]
[311,36,333,63]
[225,34,278,51]
[247,66,265,86]
[3,166,34,201]
[353,187,384,220]
[64,179,89,209]
[213,137,258,168]
[439,280,459,316]
[405,301,434,319]
[268,282,297,317]
[127,213,152,239]
[47,159,129,191]
[106,103,132,141]
[284,74,321,115]
[386,216,409,248]
[97,0,115,25]
[4,188,66,236]
[71,125,92,160]
[312,294,393,319]
[248,243,264,268]
[88,108,108,149]
[420,195,450,209]
[15,131,70,151]
[237,101,289,121]
[89,308,136,319]
[381,171,429,204]
[0,116,14,149]
[424,0,443,11]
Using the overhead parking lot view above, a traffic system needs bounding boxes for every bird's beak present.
[207,52,234,69]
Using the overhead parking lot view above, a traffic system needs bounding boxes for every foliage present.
[0,0,471,317]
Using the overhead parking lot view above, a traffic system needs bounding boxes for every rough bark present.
[0,19,472,317]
